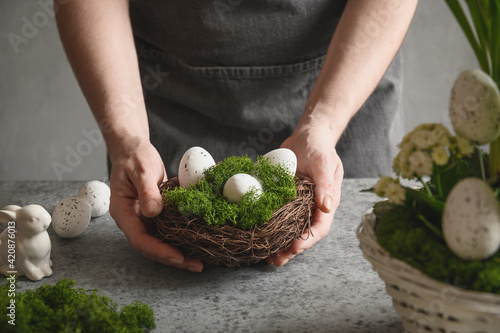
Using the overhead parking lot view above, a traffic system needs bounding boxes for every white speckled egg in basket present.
[52,196,92,238]
[442,177,500,261]
[263,148,297,176]
[223,173,263,203]
[178,147,216,189]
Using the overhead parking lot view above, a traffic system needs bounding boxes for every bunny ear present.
[2,205,21,212]
[0,210,17,224]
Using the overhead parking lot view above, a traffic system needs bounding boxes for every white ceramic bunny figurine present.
[0,204,53,281]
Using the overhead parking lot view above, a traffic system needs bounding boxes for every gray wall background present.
[0,0,477,181]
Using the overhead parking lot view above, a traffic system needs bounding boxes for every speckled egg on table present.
[52,196,92,238]
[77,180,110,217]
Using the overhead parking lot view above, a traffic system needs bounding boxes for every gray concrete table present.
[0,179,403,333]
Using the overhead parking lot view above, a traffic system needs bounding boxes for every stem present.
[417,213,444,239]
[489,139,495,182]
[435,172,444,199]
[479,148,486,181]
[420,178,433,196]
[492,137,500,183]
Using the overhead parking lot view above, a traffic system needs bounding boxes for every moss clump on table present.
[163,155,297,230]
[0,279,155,333]
[373,201,500,294]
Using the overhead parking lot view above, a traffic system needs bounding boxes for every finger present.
[312,161,337,214]
[111,196,186,264]
[271,252,296,267]
[155,256,204,273]
[315,151,344,213]
[269,204,334,267]
[275,207,334,264]
[129,166,165,218]
[112,196,204,272]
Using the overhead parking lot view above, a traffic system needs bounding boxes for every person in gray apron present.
[55,0,418,272]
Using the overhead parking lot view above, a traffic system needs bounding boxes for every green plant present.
[0,279,155,333]
[445,0,500,179]
[373,201,500,294]
[369,123,484,237]
[364,2,500,293]
[163,155,297,230]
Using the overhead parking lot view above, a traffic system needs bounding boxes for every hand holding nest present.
[108,137,204,273]
[269,110,344,267]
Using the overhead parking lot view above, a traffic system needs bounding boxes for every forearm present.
[304,0,418,143]
[55,0,149,161]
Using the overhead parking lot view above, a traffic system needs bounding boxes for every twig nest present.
[449,69,500,145]
[442,177,500,261]
[149,177,316,267]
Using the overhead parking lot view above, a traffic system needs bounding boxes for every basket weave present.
[149,177,315,267]
[357,210,500,333]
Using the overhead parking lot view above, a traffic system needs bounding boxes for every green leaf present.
[446,0,490,72]
[466,0,492,72]
[373,201,399,221]
[417,213,444,239]
[405,187,444,214]
[489,0,500,81]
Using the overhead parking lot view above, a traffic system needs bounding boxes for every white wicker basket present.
[357,209,500,333]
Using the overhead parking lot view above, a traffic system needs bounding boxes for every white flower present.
[431,146,449,166]
[430,125,451,147]
[456,137,474,156]
[392,153,401,175]
[373,175,392,196]
[385,182,406,205]
[399,162,414,179]
[393,144,415,179]
[413,123,437,132]
[410,130,435,150]
[409,151,433,177]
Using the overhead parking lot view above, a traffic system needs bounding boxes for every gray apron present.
[128,0,403,178]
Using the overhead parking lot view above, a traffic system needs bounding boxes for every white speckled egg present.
[223,173,263,203]
[77,181,110,217]
[442,178,500,261]
[449,69,500,144]
[178,147,216,189]
[263,148,297,176]
[52,196,91,238]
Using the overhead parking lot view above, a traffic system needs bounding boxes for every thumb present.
[314,178,335,214]
[312,158,342,214]
[131,171,165,218]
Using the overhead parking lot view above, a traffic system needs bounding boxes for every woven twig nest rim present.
[148,177,316,267]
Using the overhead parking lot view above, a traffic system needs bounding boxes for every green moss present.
[373,201,500,294]
[164,155,297,230]
[0,279,155,332]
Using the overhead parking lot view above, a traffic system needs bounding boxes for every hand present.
[267,112,344,266]
[108,138,204,273]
